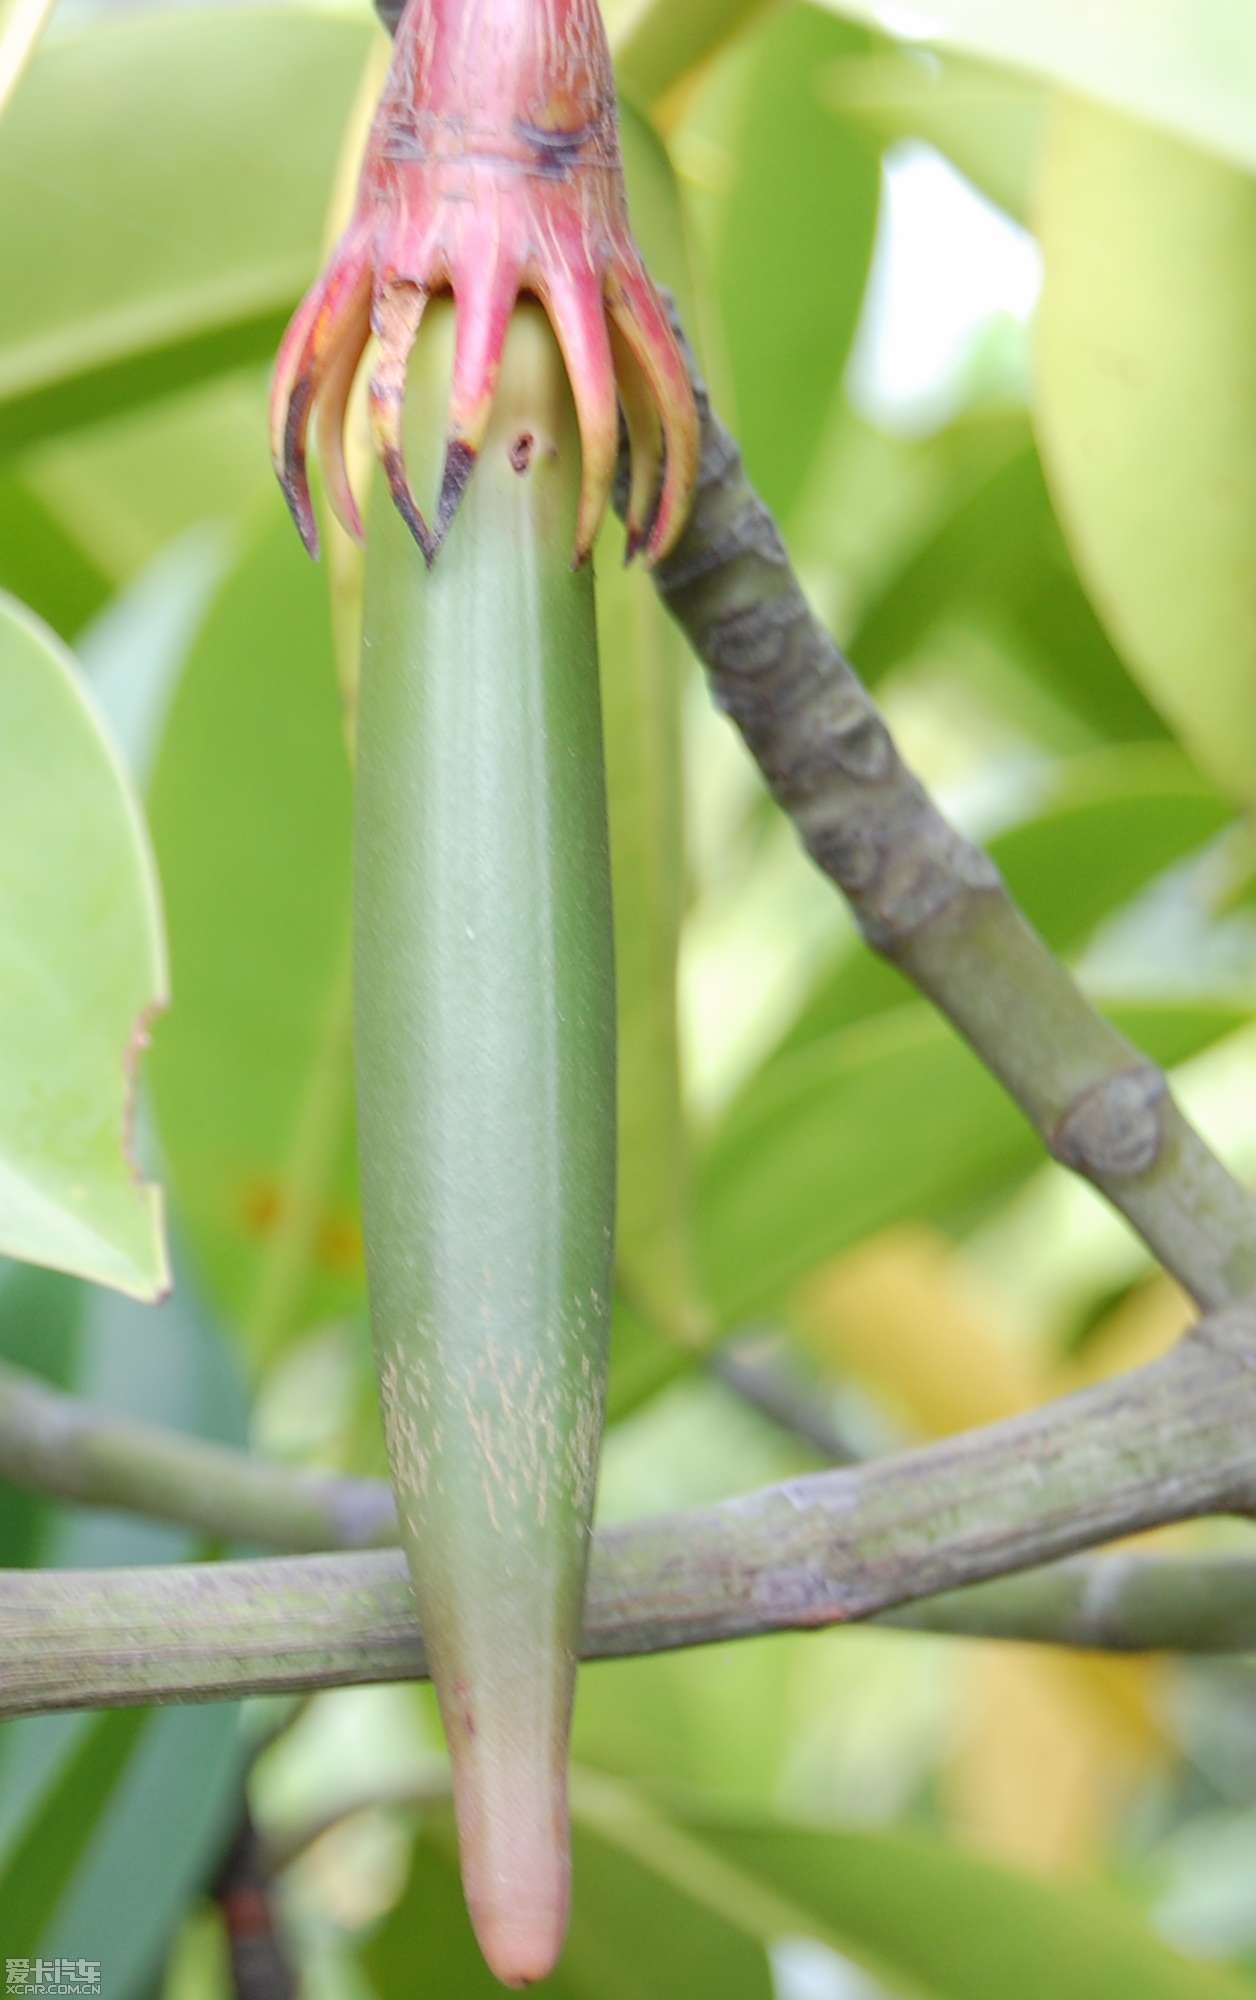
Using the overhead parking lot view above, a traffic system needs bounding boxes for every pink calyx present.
[271,0,699,567]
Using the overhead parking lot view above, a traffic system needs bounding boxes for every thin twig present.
[708,1338,860,1464]
[0,1361,396,1554]
[2,1312,1255,1716]
[263,1773,453,1877]
[212,1809,299,2000]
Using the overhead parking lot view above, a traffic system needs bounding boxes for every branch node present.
[1049,1065,1168,1182]
[659,502,784,594]
[700,595,808,682]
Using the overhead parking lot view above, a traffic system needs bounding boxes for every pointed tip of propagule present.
[474,1909,567,1991]
[468,1860,570,1990]
[452,1737,573,1990]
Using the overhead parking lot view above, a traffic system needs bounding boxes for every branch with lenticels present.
[2,1311,1255,1716]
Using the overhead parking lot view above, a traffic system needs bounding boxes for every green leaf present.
[813,0,1256,177]
[985,750,1231,955]
[709,4,881,521]
[0,1263,79,1568]
[848,424,1164,744]
[621,99,698,319]
[362,1814,773,1999]
[1036,101,1256,803]
[22,370,273,589]
[0,593,168,1298]
[828,45,1045,223]
[572,1633,801,1809]
[0,7,371,452]
[0,1267,247,1994]
[0,1711,152,1951]
[600,563,703,1340]
[0,468,111,639]
[724,1821,1256,1999]
[615,0,777,108]
[698,995,1249,1324]
[580,1790,1256,2000]
[0,0,54,119]
[603,107,706,1343]
[147,519,357,1361]
[787,746,1233,1046]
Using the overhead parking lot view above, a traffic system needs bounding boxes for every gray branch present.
[0,1362,396,1554]
[2,1313,1255,1715]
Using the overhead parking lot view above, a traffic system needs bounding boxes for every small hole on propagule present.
[510,432,535,474]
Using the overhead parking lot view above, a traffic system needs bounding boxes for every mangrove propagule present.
[270,0,698,1982]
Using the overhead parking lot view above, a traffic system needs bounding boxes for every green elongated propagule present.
[269,0,698,1981]
[356,301,615,1982]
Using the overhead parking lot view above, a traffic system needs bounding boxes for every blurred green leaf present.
[0,0,53,119]
[621,98,699,320]
[0,592,168,1298]
[0,469,111,638]
[0,1267,247,1994]
[606,1295,697,1421]
[813,0,1256,177]
[603,108,705,1343]
[1036,101,1256,803]
[0,7,370,452]
[0,1711,152,1954]
[362,1813,774,1998]
[148,519,357,1361]
[0,1263,79,1568]
[848,424,1164,744]
[699,996,1250,1324]
[573,1632,800,1807]
[709,4,880,521]
[788,747,1233,1045]
[78,531,232,782]
[984,750,1230,953]
[22,371,272,589]
[599,574,697,1341]
[828,46,1045,222]
[670,1806,1256,1998]
[615,0,777,108]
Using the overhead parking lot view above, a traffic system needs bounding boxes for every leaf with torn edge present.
[0,591,168,1299]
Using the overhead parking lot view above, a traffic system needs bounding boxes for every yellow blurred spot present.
[793,1226,1177,1873]
[238,1179,363,1277]
[794,1224,1039,1437]
[317,1211,365,1278]
[945,1647,1171,1876]
[240,1178,284,1238]
[1063,1274,1191,1391]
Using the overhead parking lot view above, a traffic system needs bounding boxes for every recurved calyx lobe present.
[271,0,698,569]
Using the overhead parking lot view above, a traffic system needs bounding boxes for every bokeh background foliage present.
[3,0,1256,1992]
